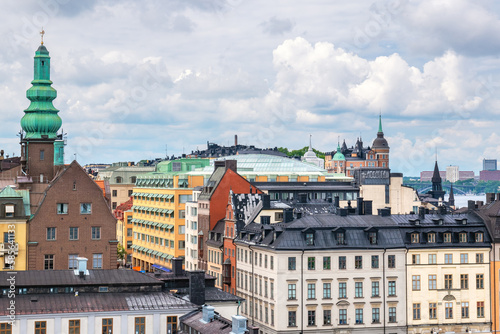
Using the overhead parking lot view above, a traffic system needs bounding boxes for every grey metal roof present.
[0,292,195,316]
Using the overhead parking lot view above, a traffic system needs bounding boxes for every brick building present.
[27,161,118,270]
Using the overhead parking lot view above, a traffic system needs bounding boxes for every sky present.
[1,0,500,176]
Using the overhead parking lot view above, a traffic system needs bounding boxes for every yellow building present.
[404,214,491,334]
[130,159,209,272]
[0,186,30,271]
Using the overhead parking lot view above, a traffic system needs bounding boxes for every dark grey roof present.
[253,182,357,191]
[198,167,226,201]
[0,269,161,287]
[0,291,195,316]
[180,310,233,334]
[207,220,225,248]
[236,212,491,251]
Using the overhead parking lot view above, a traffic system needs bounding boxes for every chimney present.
[172,257,183,276]
[334,196,340,208]
[339,208,348,217]
[201,305,215,323]
[363,201,372,216]
[235,134,238,146]
[283,209,294,223]
[357,197,364,215]
[74,257,89,277]
[486,193,495,204]
[468,200,476,211]
[418,207,425,221]
[230,315,247,334]
[262,195,271,209]
[189,270,206,305]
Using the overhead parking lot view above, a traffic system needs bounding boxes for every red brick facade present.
[27,161,117,270]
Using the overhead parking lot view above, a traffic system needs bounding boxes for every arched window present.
[130,176,137,184]
[115,176,123,184]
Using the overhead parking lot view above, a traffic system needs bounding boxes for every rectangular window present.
[339,256,346,269]
[445,274,453,289]
[429,275,437,290]
[475,233,484,242]
[91,226,101,240]
[476,274,484,289]
[179,195,192,203]
[80,203,92,214]
[0,323,12,334]
[339,282,347,298]
[323,283,331,298]
[460,253,468,264]
[372,308,380,323]
[35,321,46,334]
[459,232,467,242]
[179,225,185,234]
[337,232,345,245]
[69,227,79,240]
[323,256,331,269]
[461,302,469,318]
[57,203,68,214]
[135,317,145,334]
[339,309,347,325]
[308,257,315,270]
[288,311,296,327]
[428,254,437,264]
[355,255,362,269]
[178,210,185,219]
[167,316,177,334]
[445,254,453,264]
[288,257,296,270]
[428,233,436,243]
[68,254,78,270]
[69,320,80,333]
[444,233,452,243]
[371,255,379,268]
[388,281,396,296]
[93,253,102,269]
[323,309,331,325]
[307,310,315,326]
[388,255,396,268]
[112,190,117,197]
[412,254,420,264]
[46,227,56,241]
[39,150,44,161]
[355,282,363,297]
[476,253,484,263]
[44,255,54,270]
[411,233,419,243]
[270,256,274,270]
[305,233,314,246]
[461,274,469,289]
[127,228,132,237]
[445,302,453,319]
[307,283,316,299]
[388,307,396,322]
[412,275,421,291]
[288,284,296,299]
[429,303,437,319]
[413,303,421,320]
[355,309,363,324]
[477,301,484,317]
[372,281,379,297]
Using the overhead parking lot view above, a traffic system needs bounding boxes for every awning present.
[151,264,171,272]
[147,249,153,254]
[167,255,174,259]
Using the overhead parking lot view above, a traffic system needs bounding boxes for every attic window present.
[411,233,419,243]
[475,232,484,242]
[305,233,314,246]
[99,286,109,292]
[4,205,14,217]
[427,233,436,243]
[368,232,377,245]
[337,232,345,245]
[459,232,467,243]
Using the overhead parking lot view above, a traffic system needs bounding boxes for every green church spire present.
[378,113,383,133]
[20,42,62,139]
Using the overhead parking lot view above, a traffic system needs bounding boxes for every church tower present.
[371,115,390,167]
[20,36,65,183]
[428,161,446,200]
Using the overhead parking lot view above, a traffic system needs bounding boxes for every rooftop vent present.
[74,257,89,277]
[201,305,215,323]
[230,315,248,334]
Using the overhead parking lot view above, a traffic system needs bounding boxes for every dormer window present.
[459,233,467,243]
[427,233,436,243]
[444,233,452,243]
[475,232,484,242]
[305,233,314,246]
[411,233,419,243]
[337,232,345,245]
[4,205,14,218]
[369,232,377,245]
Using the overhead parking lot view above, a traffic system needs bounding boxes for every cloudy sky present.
[1,0,500,176]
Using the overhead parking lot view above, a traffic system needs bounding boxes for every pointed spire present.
[449,183,455,207]
[378,113,383,133]
[309,134,312,151]
[432,161,441,183]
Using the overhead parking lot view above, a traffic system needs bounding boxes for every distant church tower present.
[20,37,65,184]
[371,115,390,168]
[428,161,446,200]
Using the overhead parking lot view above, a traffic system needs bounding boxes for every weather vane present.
[40,28,45,45]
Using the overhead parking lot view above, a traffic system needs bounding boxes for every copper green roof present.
[21,44,62,139]
[332,143,345,161]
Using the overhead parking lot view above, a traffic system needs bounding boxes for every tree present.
[117,243,127,266]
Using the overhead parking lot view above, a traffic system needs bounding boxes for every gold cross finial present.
[40,28,45,45]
